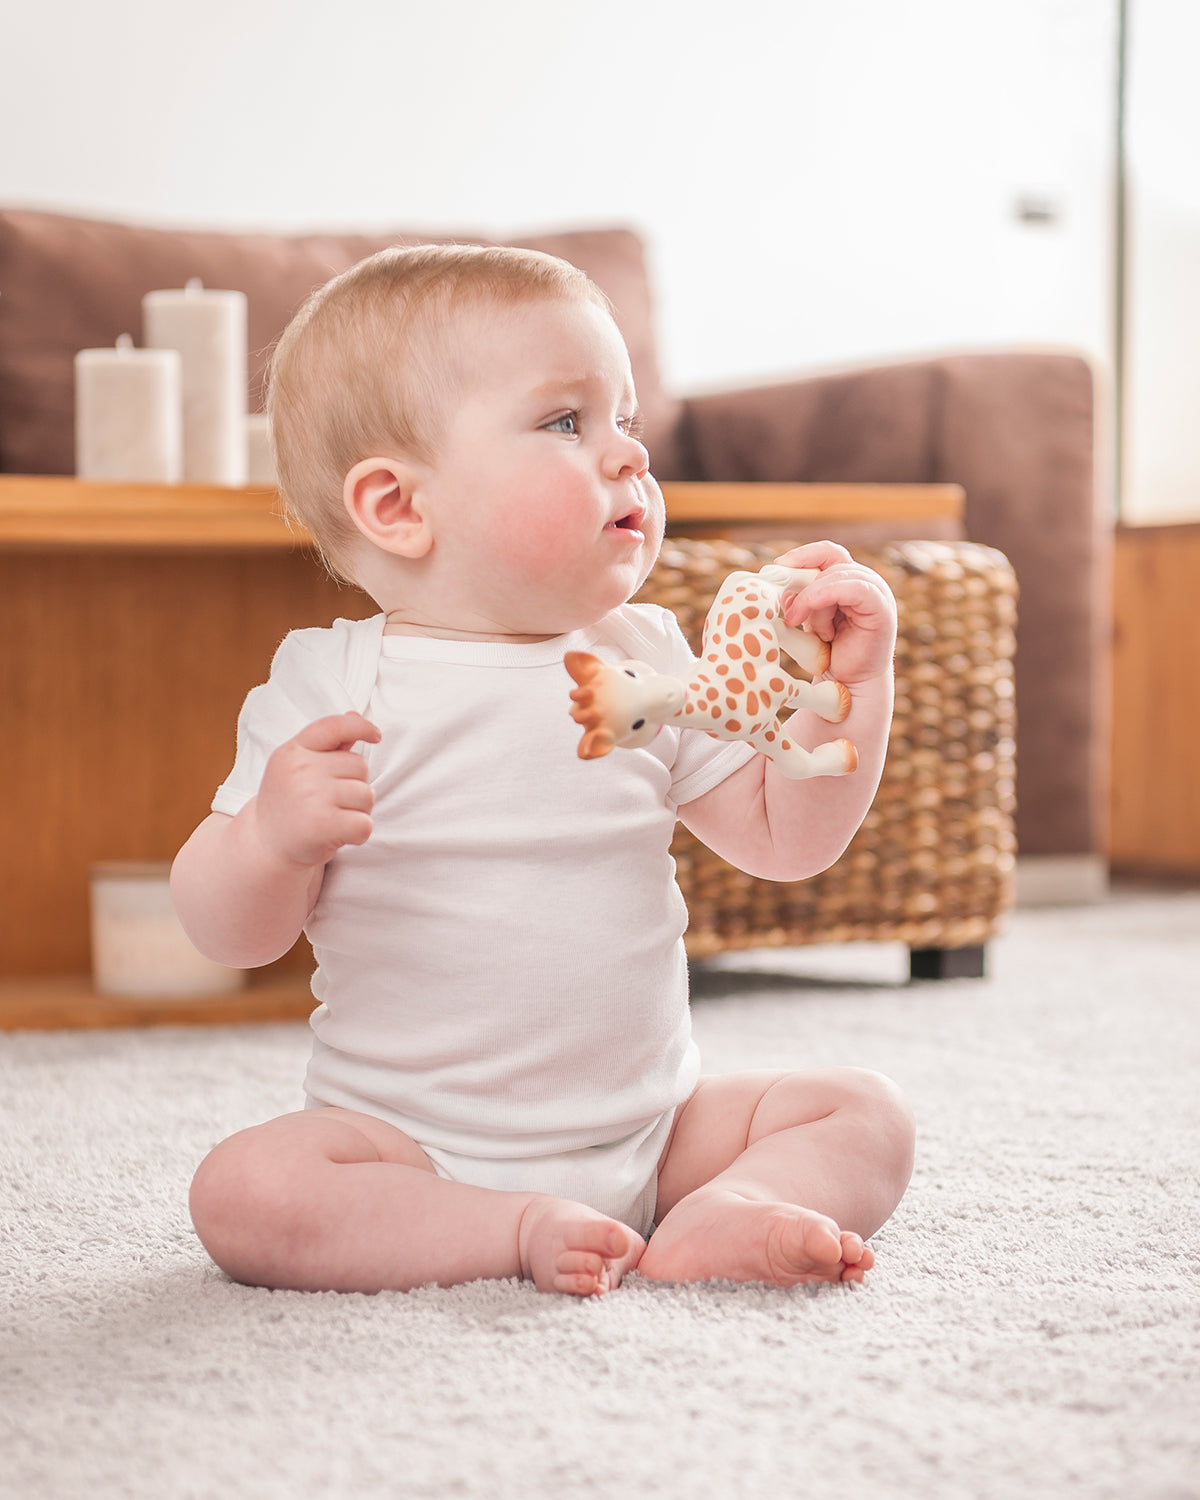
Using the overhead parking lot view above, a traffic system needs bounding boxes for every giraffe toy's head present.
[565,652,686,757]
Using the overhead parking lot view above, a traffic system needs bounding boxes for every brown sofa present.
[0,207,1105,865]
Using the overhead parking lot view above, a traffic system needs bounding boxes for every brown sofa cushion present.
[677,362,942,484]
[0,208,681,477]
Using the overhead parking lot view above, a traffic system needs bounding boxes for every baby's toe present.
[556,1269,605,1296]
[569,1222,629,1259]
[838,1233,874,1282]
[557,1249,605,1279]
[840,1232,866,1264]
[803,1217,845,1265]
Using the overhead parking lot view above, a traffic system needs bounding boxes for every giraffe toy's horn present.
[565,652,615,759]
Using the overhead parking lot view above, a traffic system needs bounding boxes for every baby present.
[172,244,915,1297]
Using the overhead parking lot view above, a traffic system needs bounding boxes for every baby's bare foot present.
[517,1196,646,1296]
[637,1187,874,1287]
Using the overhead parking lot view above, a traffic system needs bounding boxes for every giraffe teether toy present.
[566,564,858,780]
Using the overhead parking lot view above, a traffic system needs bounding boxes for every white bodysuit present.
[212,605,754,1234]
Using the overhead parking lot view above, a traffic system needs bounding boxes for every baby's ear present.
[343,457,432,559]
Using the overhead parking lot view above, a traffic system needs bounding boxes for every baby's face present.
[415,296,664,638]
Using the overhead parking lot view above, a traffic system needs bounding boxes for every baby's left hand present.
[774,541,897,686]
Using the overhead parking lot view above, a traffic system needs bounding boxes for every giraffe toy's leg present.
[755,731,859,780]
[782,675,852,724]
[773,620,832,678]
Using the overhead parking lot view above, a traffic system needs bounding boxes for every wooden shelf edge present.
[0,974,316,1031]
[0,475,311,550]
[661,481,965,523]
[1115,517,1200,540]
[1,476,964,550]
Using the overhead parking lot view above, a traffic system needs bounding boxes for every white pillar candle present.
[90,862,246,998]
[245,412,277,484]
[74,336,183,482]
[143,279,248,486]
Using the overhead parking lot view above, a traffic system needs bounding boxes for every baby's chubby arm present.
[170,712,380,968]
[678,542,897,881]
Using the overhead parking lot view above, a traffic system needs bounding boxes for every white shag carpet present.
[2,887,1198,1500]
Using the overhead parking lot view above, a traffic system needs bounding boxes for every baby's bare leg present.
[189,1107,643,1296]
[639,1068,914,1287]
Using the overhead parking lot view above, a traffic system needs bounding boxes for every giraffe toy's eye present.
[632,719,645,731]
[624,669,637,678]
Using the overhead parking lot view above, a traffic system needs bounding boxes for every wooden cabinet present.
[1109,522,1200,874]
[0,476,962,1029]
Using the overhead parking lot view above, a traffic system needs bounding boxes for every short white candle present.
[143,279,248,486]
[74,336,183,482]
[245,413,277,484]
[90,862,246,998]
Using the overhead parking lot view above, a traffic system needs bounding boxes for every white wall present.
[1123,0,1200,522]
[4,0,1122,472]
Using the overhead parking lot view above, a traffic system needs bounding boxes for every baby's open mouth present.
[612,507,645,532]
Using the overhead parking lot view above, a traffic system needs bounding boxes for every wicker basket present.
[636,538,1018,958]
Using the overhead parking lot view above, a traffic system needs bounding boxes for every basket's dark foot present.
[909,945,986,981]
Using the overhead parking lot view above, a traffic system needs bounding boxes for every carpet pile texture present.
[2,888,1198,1499]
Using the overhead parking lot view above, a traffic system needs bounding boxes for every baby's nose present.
[609,430,649,480]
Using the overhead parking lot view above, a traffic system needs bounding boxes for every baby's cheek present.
[469,498,531,562]
[523,521,573,579]
[485,502,579,585]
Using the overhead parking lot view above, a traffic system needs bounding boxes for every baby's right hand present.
[253,712,381,870]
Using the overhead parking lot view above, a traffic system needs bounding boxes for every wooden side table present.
[0,476,963,1030]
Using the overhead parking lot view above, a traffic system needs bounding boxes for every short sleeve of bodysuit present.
[211,615,386,817]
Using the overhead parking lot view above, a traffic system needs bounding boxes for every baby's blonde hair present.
[266,243,612,579]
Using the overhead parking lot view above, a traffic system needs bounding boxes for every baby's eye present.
[544,412,579,435]
[619,410,647,441]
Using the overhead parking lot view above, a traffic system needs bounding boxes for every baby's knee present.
[837,1067,916,1186]
[189,1128,303,1285]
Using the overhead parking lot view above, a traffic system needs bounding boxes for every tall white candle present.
[143,279,248,486]
[74,335,183,482]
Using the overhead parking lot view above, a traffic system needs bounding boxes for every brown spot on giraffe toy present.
[566,564,858,779]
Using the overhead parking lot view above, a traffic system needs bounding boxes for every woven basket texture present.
[636,538,1019,956]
